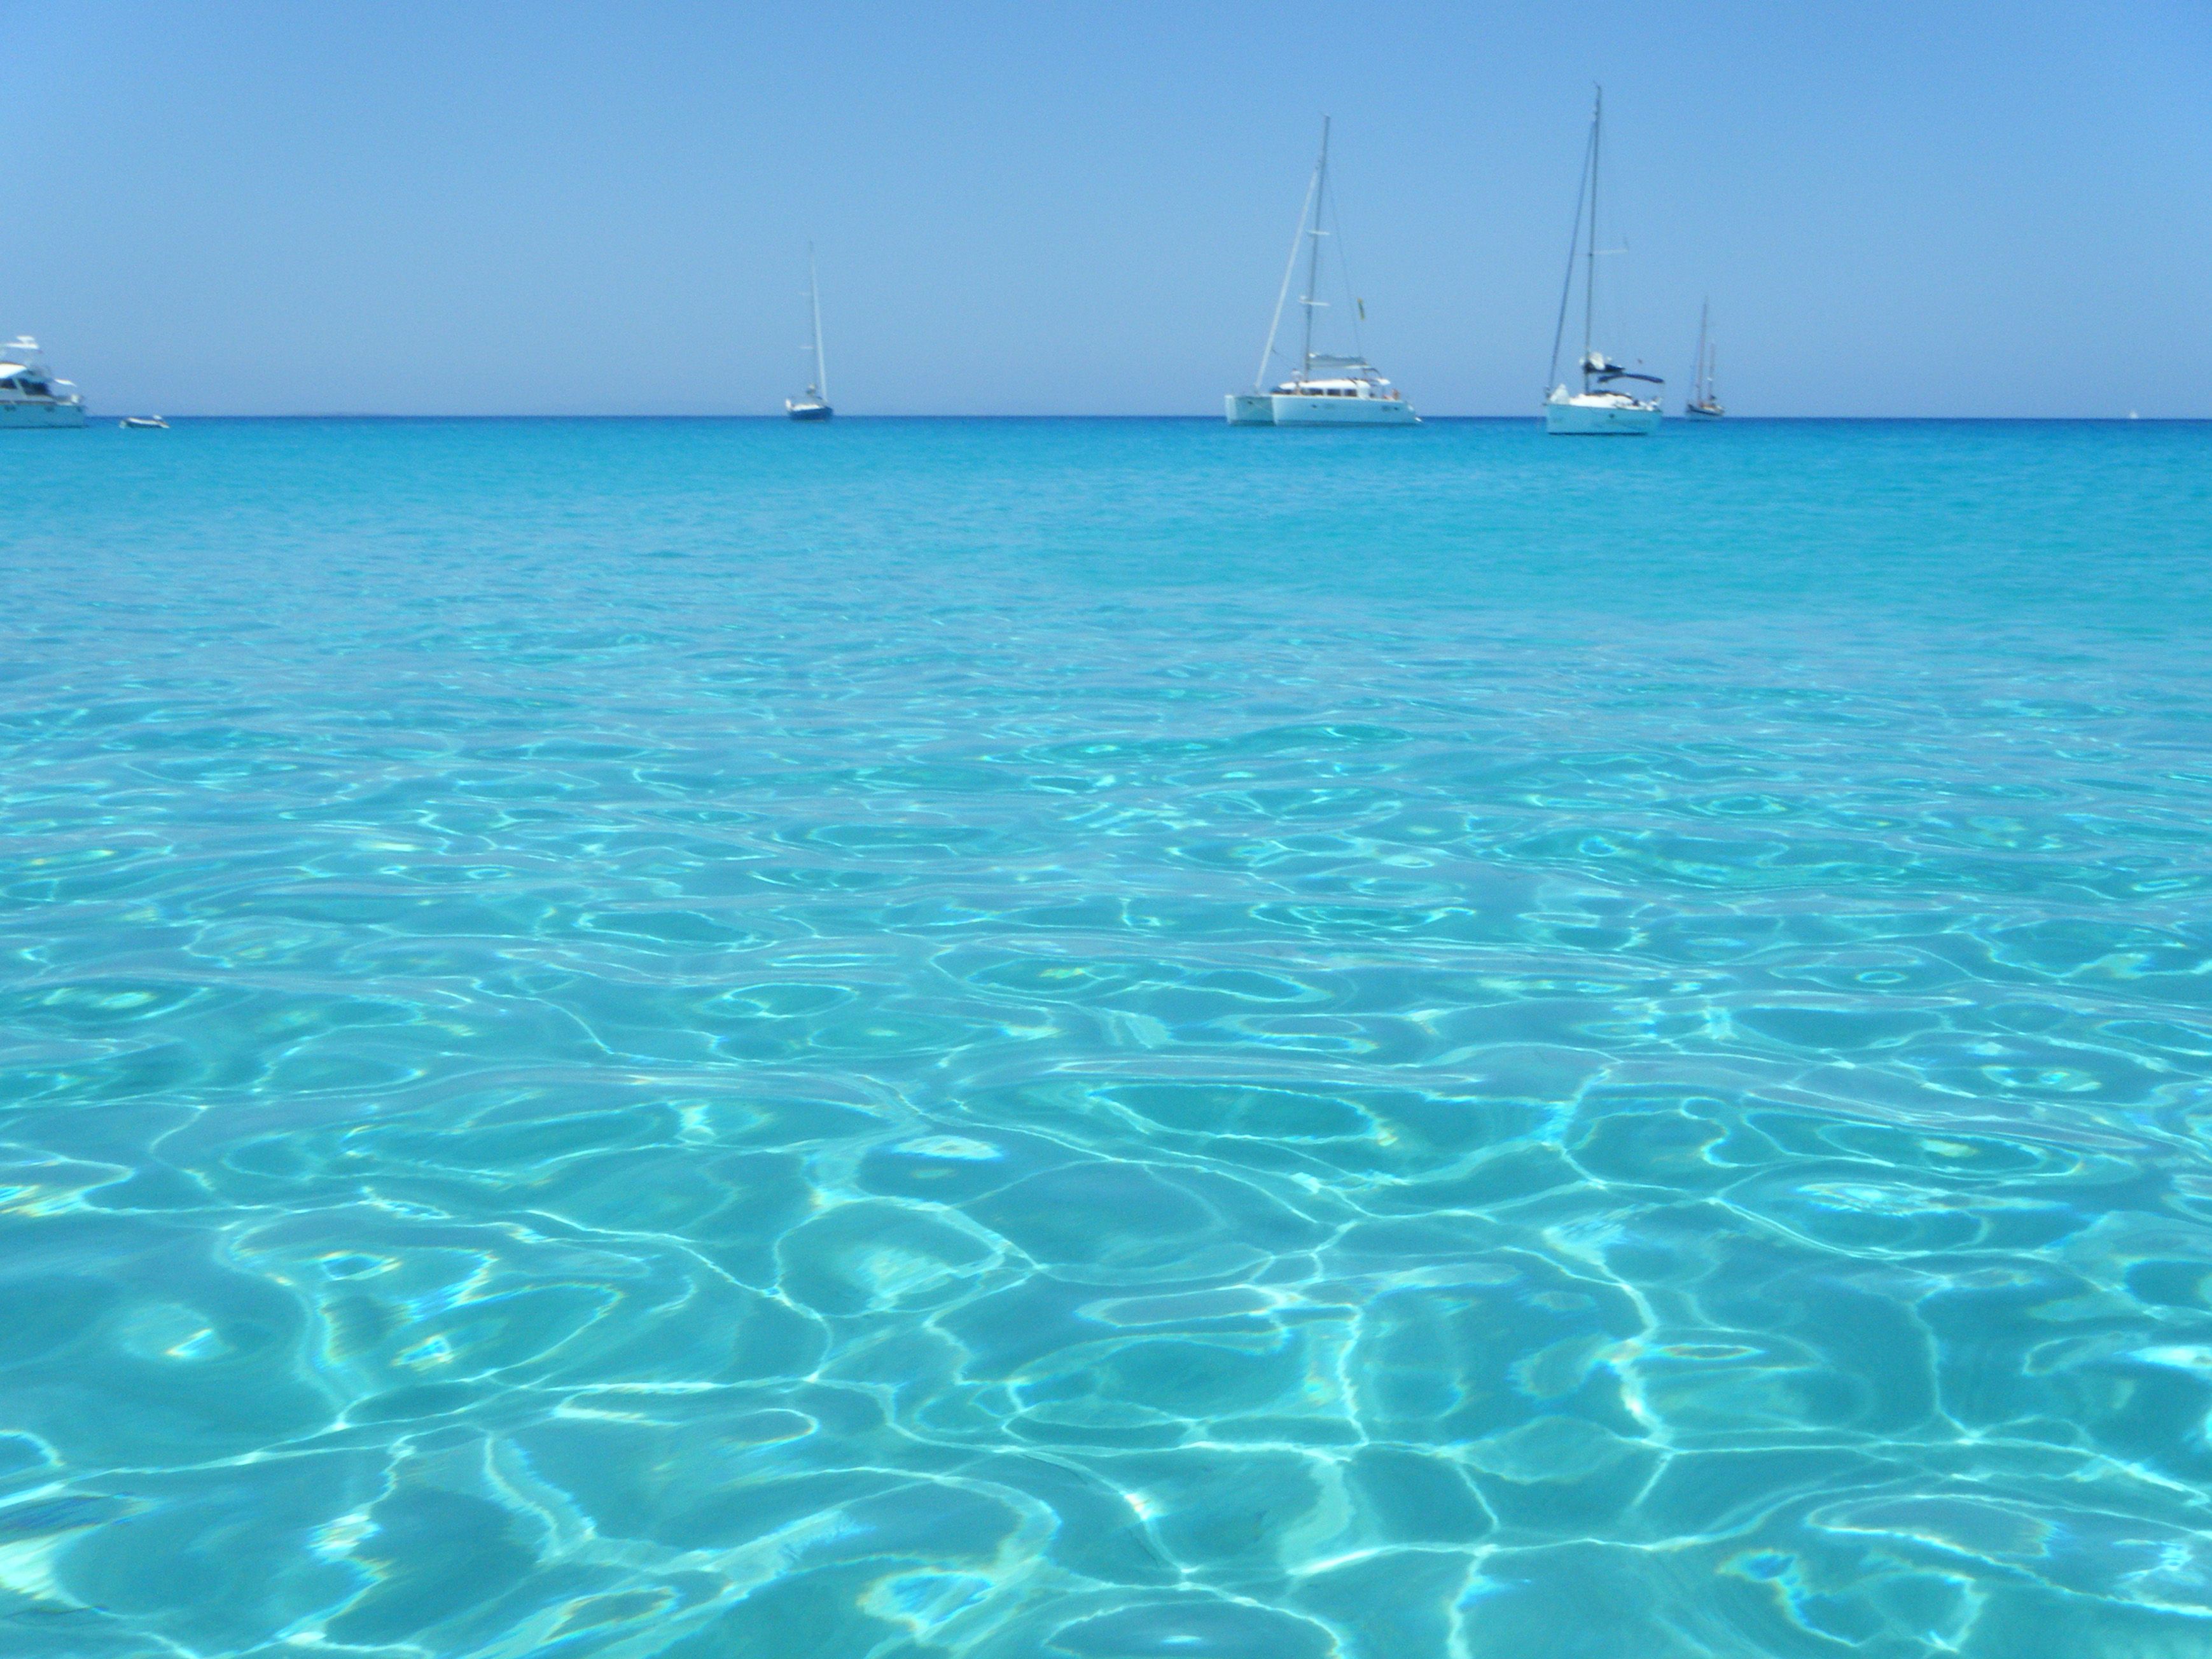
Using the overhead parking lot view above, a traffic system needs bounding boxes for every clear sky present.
[9,1,2207,417]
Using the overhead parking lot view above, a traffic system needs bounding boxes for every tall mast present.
[807,244,828,403]
[1300,116,1331,380]
[1582,88,1600,388]
[1692,298,1708,404]
[1545,108,1597,396]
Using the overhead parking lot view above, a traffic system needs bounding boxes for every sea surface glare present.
[3,416,2211,1658]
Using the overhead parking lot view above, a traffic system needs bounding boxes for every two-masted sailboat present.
[1227,118,1417,426]
[1684,299,1723,418]
[1543,89,1662,436]
[786,245,831,421]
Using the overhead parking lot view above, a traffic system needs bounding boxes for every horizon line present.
[74,412,2202,423]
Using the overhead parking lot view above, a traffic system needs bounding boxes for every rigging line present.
[1545,113,1597,396]
[808,242,828,403]
[1583,87,1601,377]
[1326,155,1365,364]
[1300,116,1331,376]
[1255,135,1324,391]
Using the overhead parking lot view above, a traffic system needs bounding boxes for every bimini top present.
[1274,356,1403,396]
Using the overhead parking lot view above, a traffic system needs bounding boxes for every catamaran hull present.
[1225,393,1418,427]
[1544,401,1660,436]
[0,401,86,429]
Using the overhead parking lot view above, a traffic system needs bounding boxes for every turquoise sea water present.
[3,416,2211,1658]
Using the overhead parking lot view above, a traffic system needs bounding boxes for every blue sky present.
[8,1,2206,416]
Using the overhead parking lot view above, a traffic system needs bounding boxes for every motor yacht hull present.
[1544,398,1660,436]
[0,399,86,429]
[1226,392,1419,427]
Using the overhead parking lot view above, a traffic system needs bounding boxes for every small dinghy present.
[120,415,169,429]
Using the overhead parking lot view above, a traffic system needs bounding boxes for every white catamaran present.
[786,245,831,422]
[0,337,86,429]
[1543,89,1662,436]
[1684,298,1723,418]
[1227,118,1417,427]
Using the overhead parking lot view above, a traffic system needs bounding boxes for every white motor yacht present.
[1543,91,1661,436]
[0,337,87,429]
[1228,118,1418,427]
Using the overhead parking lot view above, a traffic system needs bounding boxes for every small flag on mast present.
[1357,299,1367,321]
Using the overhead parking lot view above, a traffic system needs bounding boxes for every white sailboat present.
[786,245,831,421]
[1543,89,1661,436]
[1684,299,1723,418]
[1227,118,1417,427]
[0,337,86,429]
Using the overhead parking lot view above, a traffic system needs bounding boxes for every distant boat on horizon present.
[1227,117,1418,427]
[1543,89,1662,436]
[1684,298,1723,419]
[786,245,832,422]
[0,337,87,429]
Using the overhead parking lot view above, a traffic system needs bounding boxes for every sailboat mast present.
[1546,111,1597,396]
[1692,298,1708,405]
[808,244,828,403]
[1582,88,1600,389]
[1301,116,1330,379]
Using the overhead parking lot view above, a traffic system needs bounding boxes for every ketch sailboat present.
[1684,299,1723,418]
[786,245,832,421]
[1227,118,1418,426]
[1543,88,1662,436]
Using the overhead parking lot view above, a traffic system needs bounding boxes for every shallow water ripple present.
[3,418,2211,1658]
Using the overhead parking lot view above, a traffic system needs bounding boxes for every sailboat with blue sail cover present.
[1544,88,1662,435]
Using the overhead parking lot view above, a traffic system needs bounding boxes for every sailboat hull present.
[1682,403,1723,420]
[786,403,833,422]
[1544,398,1660,436]
[1225,392,1418,427]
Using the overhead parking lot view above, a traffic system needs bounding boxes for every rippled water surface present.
[4,416,2211,1658]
